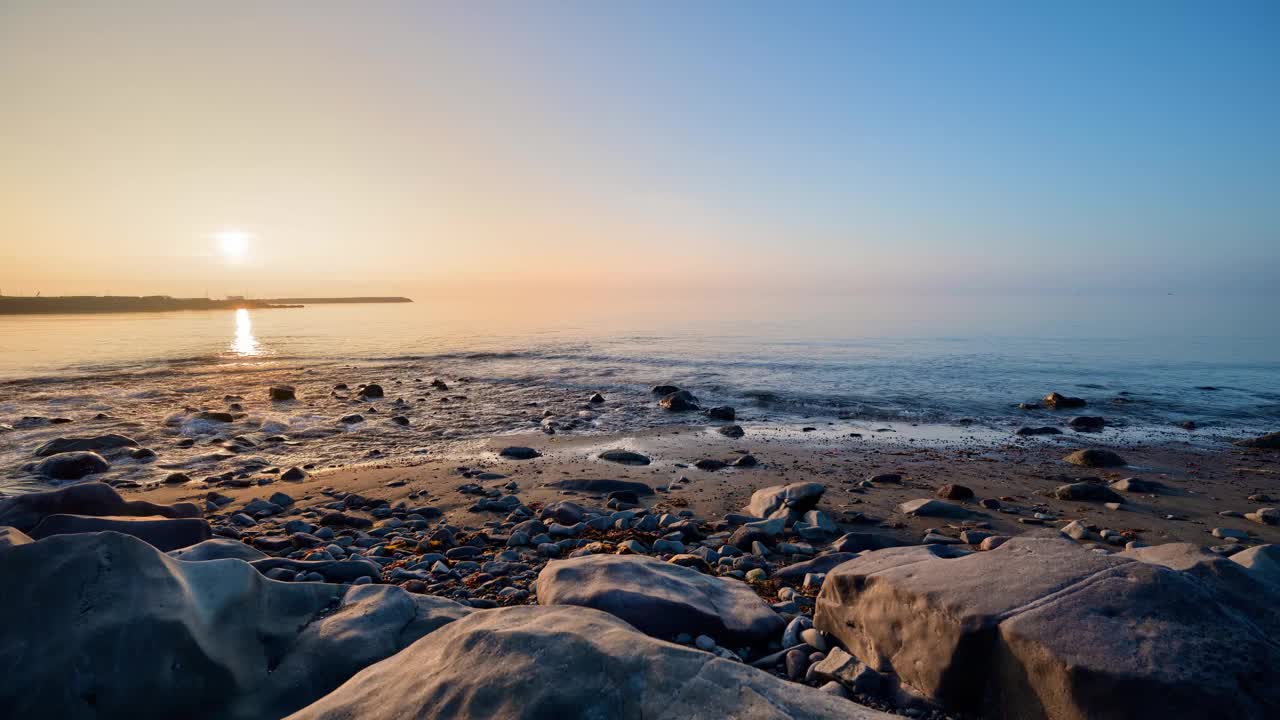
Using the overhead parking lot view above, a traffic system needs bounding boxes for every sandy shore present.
[132,421,1280,552]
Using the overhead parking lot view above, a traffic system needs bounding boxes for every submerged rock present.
[1068,416,1106,431]
[34,451,110,480]
[1015,426,1062,436]
[1043,392,1087,409]
[536,554,784,645]
[658,390,699,412]
[33,434,138,457]
[287,605,888,720]
[1235,432,1280,450]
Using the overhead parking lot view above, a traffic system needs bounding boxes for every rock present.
[269,385,297,401]
[546,479,653,496]
[1063,448,1127,467]
[811,647,882,694]
[251,557,382,584]
[130,447,156,460]
[1043,392,1086,409]
[390,415,410,426]
[867,473,901,483]
[0,526,34,550]
[34,451,110,480]
[1212,527,1249,540]
[28,515,212,552]
[1234,432,1280,450]
[733,454,758,468]
[897,498,970,518]
[358,383,384,398]
[716,424,745,438]
[659,390,699,412]
[774,553,860,582]
[535,554,784,645]
[745,483,826,524]
[499,446,541,460]
[651,384,681,395]
[33,434,139,457]
[1230,544,1280,589]
[1067,416,1105,432]
[1110,477,1165,493]
[0,532,469,720]
[163,472,192,484]
[705,406,736,421]
[286,605,891,720]
[281,466,308,481]
[693,458,727,471]
[1246,507,1279,526]
[196,410,235,422]
[1015,426,1061,436]
[0,482,200,532]
[815,538,1280,720]
[1055,482,1125,503]
[338,413,365,424]
[598,450,651,466]
[587,392,605,404]
[936,484,973,500]
[168,538,268,562]
[830,533,903,553]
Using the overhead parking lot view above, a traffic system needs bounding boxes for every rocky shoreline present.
[1,384,1279,719]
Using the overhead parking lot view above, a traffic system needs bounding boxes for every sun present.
[215,230,252,262]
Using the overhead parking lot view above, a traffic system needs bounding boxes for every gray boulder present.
[28,514,212,552]
[286,605,891,720]
[1055,482,1124,503]
[0,531,469,720]
[168,538,268,562]
[35,451,110,480]
[815,537,1280,720]
[897,498,971,518]
[1063,448,1127,467]
[34,434,139,457]
[536,554,783,645]
[774,553,860,582]
[744,482,826,524]
[0,482,200,532]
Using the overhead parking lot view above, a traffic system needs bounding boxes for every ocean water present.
[1,294,1277,492]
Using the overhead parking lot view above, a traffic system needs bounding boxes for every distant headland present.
[0,295,412,315]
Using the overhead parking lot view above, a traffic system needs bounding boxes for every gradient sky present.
[2,1,1277,298]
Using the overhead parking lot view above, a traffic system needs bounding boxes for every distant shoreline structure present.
[0,295,412,315]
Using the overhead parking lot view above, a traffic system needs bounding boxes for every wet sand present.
[133,422,1280,552]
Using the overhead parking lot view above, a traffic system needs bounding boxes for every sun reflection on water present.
[231,308,260,356]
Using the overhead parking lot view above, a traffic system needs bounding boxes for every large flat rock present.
[287,605,893,720]
[536,554,784,645]
[0,531,469,720]
[28,514,212,552]
[815,538,1280,719]
[0,482,200,532]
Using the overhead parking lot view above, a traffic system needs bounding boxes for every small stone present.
[694,635,716,651]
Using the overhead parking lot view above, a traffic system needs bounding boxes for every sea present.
[1,293,1277,492]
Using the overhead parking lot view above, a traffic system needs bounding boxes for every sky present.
[1,1,1277,299]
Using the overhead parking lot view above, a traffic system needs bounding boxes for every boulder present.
[1109,477,1165,493]
[704,406,736,421]
[716,424,745,438]
[1063,448,1127,467]
[1230,544,1280,590]
[168,538,268,562]
[0,526,33,550]
[358,383,384,398]
[597,450,651,466]
[1055,482,1124,503]
[1234,432,1280,450]
[28,514,212,552]
[814,537,1280,720]
[0,482,200,532]
[744,482,826,524]
[830,532,904,553]
[1015,426,1062,436]
[936,484,974,500]
[498,446,541,460]
[269,385,297,401]
[658,390,699,412]
[33,434,138,457]
[34,451,110,480]
[286,605,890,720]
[0,532,470,720]
[545,479,653,496]
[536,554,784,645]
[1043,392,1086,409]
[897,498,971,518]
[1067,416,1105,432]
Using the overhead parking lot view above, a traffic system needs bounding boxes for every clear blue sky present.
[2,1,1277,296]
